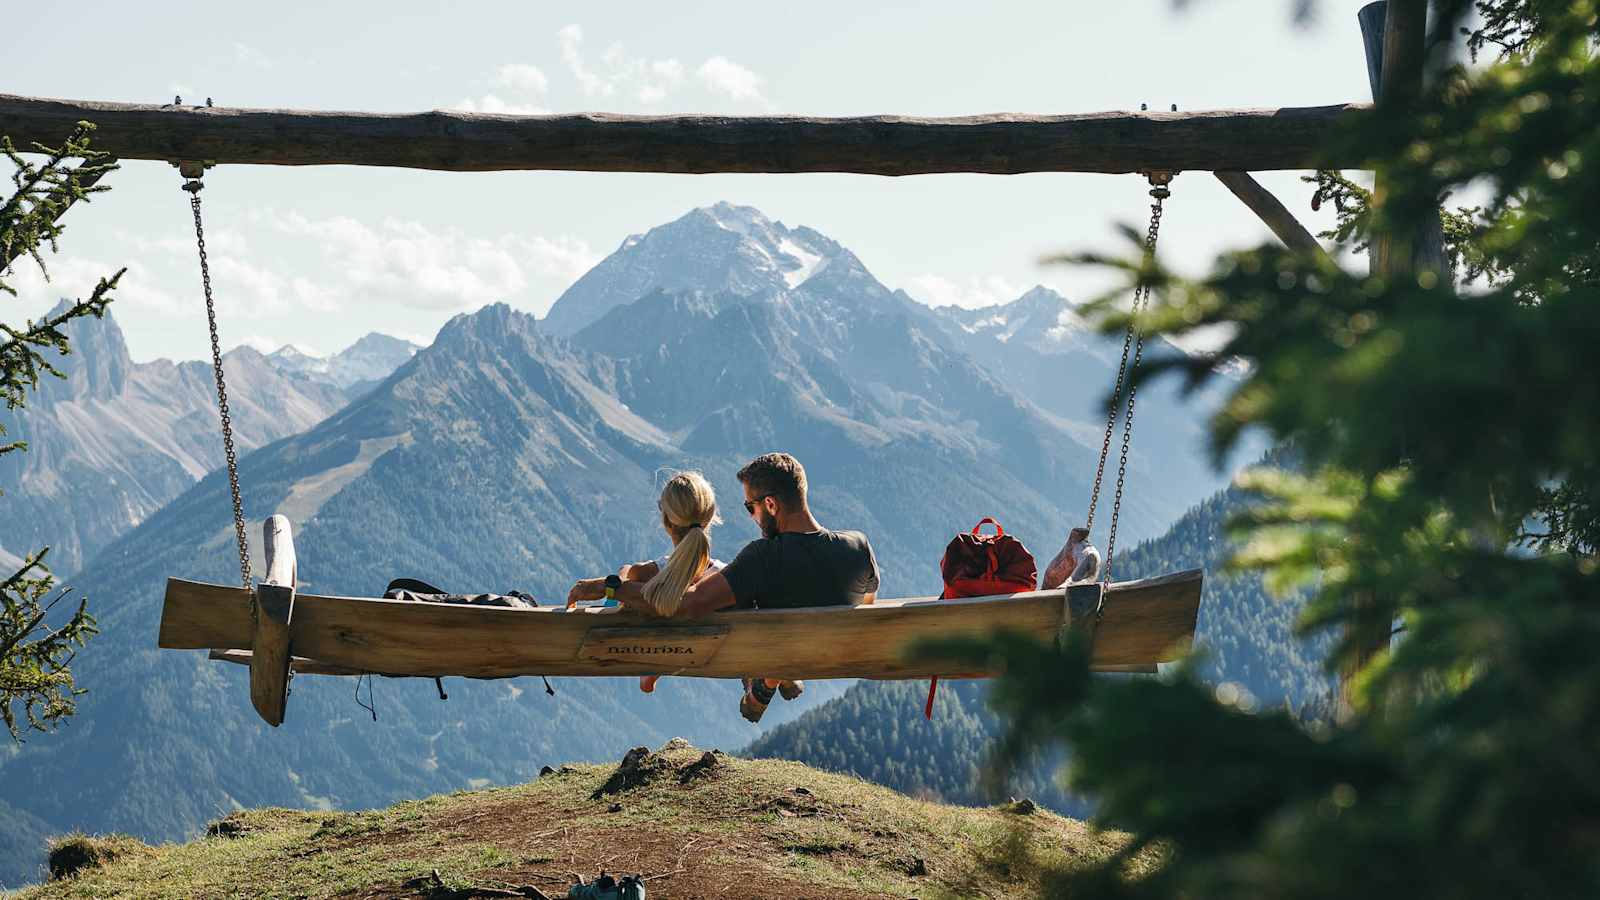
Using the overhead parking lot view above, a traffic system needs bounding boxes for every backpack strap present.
[971,517,1005,537]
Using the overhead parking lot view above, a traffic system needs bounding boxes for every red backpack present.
[926,518,1038,718]
[939,517,1038,599]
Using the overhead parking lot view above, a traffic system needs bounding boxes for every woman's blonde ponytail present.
[642,471,721,616]
[644,525,710,616]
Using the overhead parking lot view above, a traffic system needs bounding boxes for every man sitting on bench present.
[618,452,880,722]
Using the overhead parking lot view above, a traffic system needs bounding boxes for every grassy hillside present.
[13,742,1145,900]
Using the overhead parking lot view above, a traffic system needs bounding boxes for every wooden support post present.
[250,514,297,727]
[1367,1,1450,278]
[1213,171,1335,265]
[0,93,1368,175]
[1358,2,1390,101]
[1344,0,1446,715]
[1061,583,1106,653]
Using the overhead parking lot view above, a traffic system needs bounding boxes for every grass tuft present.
[46,833,155,881]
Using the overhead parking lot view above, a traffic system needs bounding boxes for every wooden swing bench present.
[158,517,1202,726]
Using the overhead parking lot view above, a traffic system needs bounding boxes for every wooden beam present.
[1214,171,1334,264]
[0,93,1369,175]
[248,515,296,727]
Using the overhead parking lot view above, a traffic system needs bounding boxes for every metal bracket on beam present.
[172,160,213,180]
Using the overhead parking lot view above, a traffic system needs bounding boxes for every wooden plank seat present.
[161,571,1201,680]
[158,518,1201,724]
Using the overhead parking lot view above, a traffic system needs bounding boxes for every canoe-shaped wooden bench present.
[159,517,1203,725]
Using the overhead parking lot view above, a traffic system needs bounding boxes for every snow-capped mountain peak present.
[932,286,1092,351]
[265,334,419,389]
[541,202,849,336]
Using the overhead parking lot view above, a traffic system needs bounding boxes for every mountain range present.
[0,203,1272,886]
[0,309,417,575]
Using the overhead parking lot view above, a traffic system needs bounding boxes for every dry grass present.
[13,743,1150,899]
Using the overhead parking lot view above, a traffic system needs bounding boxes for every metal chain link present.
[1091,173,1171,582]
[184,175,252,591]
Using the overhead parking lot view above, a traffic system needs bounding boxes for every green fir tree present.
[0,122,120,740]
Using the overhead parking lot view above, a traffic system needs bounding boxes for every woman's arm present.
[619,560,660,583]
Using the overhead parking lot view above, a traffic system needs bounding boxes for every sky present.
[7,0,1381,362]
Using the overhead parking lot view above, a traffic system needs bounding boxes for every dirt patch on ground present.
[338,816,886,900]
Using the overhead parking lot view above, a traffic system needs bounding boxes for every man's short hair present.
[737,453,807,507]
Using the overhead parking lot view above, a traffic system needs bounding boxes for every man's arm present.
[677,571,737,618]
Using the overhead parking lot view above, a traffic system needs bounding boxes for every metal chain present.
[1083,277,1144,540]
[184,174,252,590]
[1100,175,1170,582]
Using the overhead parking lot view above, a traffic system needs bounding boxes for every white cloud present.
[495,63,549,95]
[455,61,553,116]
[558,25,686,104]
[697,57,766,105]
[268,212,598,315]
[6,255,182,317]
[453,94,548,116]
[906,273,1028,310]
[638,60,685,103]
[559,25,610,97]
[210,255,293,317]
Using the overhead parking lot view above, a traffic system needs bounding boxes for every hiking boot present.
[777,679,805,701]
[740,677,775,723]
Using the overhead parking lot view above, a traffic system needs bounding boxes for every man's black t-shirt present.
[721,529,880,610]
